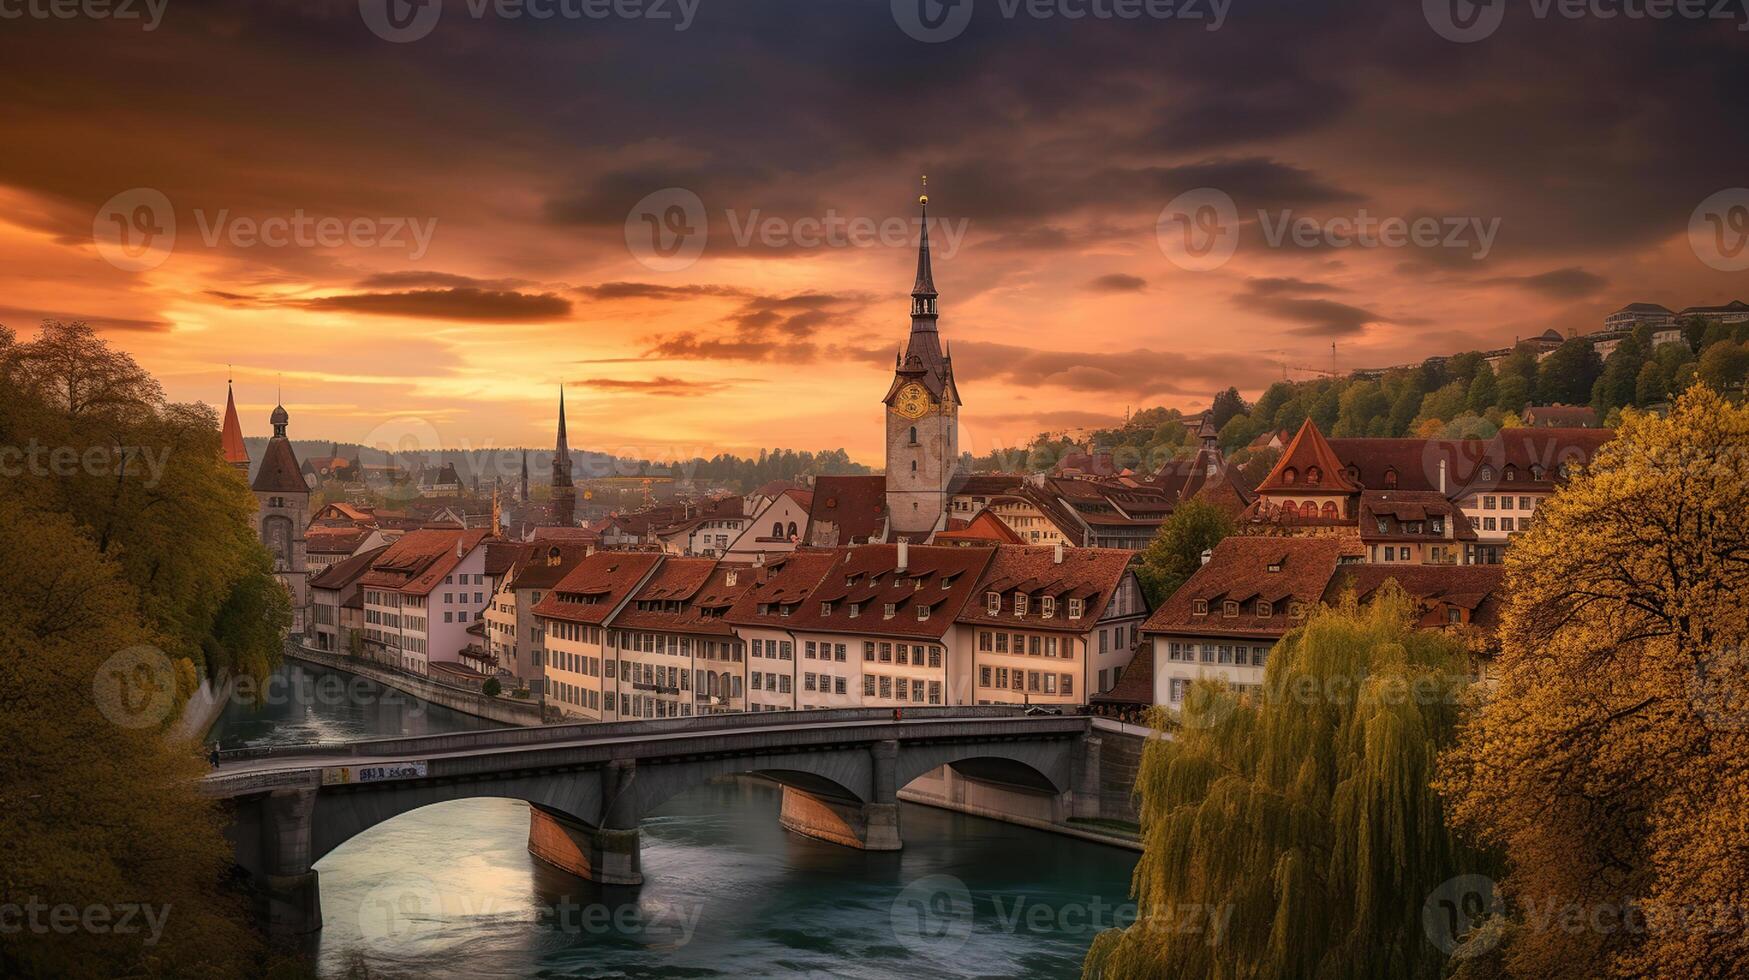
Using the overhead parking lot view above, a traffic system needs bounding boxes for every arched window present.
[772,522,783,538]
[1480,465,1495,482]
[1503,464,1517,481]
[1321,501,1339,520]
[786,521,797,538]
[909,426,918,445]
[1383,468,1398,489]
[1345,464,1360,483]
[1530,464,1545,480]
[1301,501,1319,519]
[1281,467,1298,485]
[1306,466,1322,486]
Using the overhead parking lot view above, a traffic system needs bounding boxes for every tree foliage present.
[1439,386,1749,978]
[1134,499,1235,606]
[1085,588,1489,979]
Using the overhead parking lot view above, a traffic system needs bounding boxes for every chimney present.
[1438,458,1448,494]
[456,537,465,559]
[1200,548,1213,566]
[1054,541,1065,564]
[897,539,909,573]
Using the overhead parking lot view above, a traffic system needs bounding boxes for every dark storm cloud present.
[1251,297,1386,338]
[299,288,573,321]
[1244,277,1345,297]
[1085,274,1148,293]
[0,306,170,333]
[578,282,750,301]
[946,341,1279,398]
[1483,267,1609,300]
[579,376,729,396]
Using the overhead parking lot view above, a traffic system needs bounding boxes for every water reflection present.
[208,662,501,749]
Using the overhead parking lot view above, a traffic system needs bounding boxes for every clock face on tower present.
[894,382,932,420]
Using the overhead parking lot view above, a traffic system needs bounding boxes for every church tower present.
[551,386,577,526]
[251,399,310,631]
[220,377,250,472]
[884,181,961,536]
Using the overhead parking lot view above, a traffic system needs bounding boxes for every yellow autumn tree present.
[1439,385,1749,979]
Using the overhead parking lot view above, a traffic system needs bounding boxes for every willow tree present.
[1086,587,1490,979]
[1439,386,1749,979]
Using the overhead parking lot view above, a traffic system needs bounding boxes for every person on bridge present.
[208,744,221,769]
[893,707,903,722]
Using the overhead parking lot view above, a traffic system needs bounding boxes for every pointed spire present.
[221,378,249,468]
[910,176,938,330]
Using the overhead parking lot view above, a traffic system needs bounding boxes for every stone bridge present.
[203,707,1108,935]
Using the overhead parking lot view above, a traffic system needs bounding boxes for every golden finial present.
[919,174,929,207]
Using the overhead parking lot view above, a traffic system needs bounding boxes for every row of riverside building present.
[232,188,1611,718]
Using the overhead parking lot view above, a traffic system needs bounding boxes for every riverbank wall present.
[173,674,239,743]
[283,644,544,727]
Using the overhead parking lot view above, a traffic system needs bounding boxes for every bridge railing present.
[215,704,1092,763]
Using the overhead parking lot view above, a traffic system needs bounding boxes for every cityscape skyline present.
[5,3,1746,458]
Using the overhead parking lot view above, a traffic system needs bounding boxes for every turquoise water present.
[211,664,1139,978]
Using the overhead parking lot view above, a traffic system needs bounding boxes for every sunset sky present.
[3,0,1745,463]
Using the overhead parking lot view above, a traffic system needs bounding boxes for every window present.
[1068,598,1084,619]
[1383,468,1398,489]
[1192,599,1208,616]
[883,603,896,619]
[987,591,1001,614]
[1281,467,1298,485]
[1041,596,1055,618]
[917,604,931,621]
[908,425,918,445]
[1480,465,1494,482]
[820,602,832,616]
[1223,600,1240,618]
[980,666,992,687]
[1483,496,1496,510]
[1305,466,1321,486]
[1015,595,1028,617]
[864,676,875,696]
[1257,600,1273,618]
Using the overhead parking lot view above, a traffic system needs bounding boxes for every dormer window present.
[1041,596,1056,618]
[1447,607,1462,625]
[986,591,1001,614]
[1530,464,1545,480]
[1015,595,1029,616]
[849,602,861,618]
[1192,599,1208,616]
[1281,467,1298,485]
[1306,466,1322,486]
[1383,468,1398,489]
[1223,600,1240,618]
[726,571,738,587]
[917,603,931,621]
[1345,465,1360,483]
[1480,465,1495,482]
[820,601,833,616]
[1289,601,1308,620]
[883,603,897,619]
[1376,518,1389,534]
[1068,598,1084,619]
[1503,465,1517,481]
[1431,517,1445,534]
[1266,561,1283,573]
[1257,600,1273,618]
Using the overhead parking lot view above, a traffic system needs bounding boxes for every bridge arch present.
[309,774,606,865]
[894,738,1076,797]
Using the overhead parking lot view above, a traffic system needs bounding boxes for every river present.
[209,663,1140,979]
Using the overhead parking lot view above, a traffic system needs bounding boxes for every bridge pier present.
[527,759,643,885]
[263,787,322,937]
[777,739,902,850]
[1072,734,1104,821]
[527,805,643,885]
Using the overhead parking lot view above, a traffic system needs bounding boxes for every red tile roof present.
[532,551,662,626]
[956,545,1137,632]
[805,475,888,545]
[933,509,1025,545]
[1095,644,1155,705]
[1256,418,1361,494]
[755,544,996,640]
[1356,491,1476,543]
[304,525,376,555]
[358,529,490,596]
[611,559,759,636]
[310,544,389,592]
[724,551,842,626]
[1322,564,1507,645]
[506,543,593,591]
[1141,536,1344,637]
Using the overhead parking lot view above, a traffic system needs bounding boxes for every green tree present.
[1085,587,1489,979]
[1535,338,1604,407]
[1133,499,1234,606]
[1696,341,1749,392]
[1465,362,1499,415]
[1634,360,1666,406]
[1591,336,1647,415]
[1208,386,1248,430]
